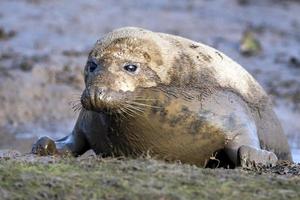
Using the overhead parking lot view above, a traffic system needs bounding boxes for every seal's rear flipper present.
[238,145,278,168]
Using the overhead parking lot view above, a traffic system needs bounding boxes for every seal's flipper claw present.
[31,136,58,156]
[238,145,278,168]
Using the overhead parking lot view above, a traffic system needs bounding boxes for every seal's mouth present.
[80,86,128,112]
[80,85,161,117]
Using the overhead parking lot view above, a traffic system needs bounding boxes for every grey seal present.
[32,27,292,167]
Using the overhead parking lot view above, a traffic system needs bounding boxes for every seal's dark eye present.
[88,61,97,73]
[124,64,138,73]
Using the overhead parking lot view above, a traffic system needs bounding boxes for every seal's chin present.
[80,87,122,112]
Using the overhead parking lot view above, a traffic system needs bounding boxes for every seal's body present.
[32,27,292,167]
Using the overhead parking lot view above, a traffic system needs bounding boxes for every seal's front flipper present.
[32,136,58,156]
[238,145,278,168]
[32,131,89,156]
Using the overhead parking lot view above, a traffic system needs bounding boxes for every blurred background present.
[0,0,299,162]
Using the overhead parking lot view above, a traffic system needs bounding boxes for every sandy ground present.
[0,0,300,161]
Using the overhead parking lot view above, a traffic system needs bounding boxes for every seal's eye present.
[124,64,138,73]
[88,61,98,73]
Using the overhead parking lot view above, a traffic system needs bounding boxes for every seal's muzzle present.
[81,86,108,111]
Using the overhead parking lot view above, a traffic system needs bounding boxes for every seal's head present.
[81,27,165,112]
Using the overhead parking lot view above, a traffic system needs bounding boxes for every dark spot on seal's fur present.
[169,106,193,127]
[159,108,168,117]
[169,53,195,85]
[181,105,208,136]
[198,52,213,63]
[181,105,189,113]
[215,51,223,60]
[189,119,205,135]
[110,37,126,46]
[143,52,151,62]
[190,44,199,49]
[169,115,183,127]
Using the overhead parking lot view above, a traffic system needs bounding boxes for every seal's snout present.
[80,87,92,110]
[81,86,108,111]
